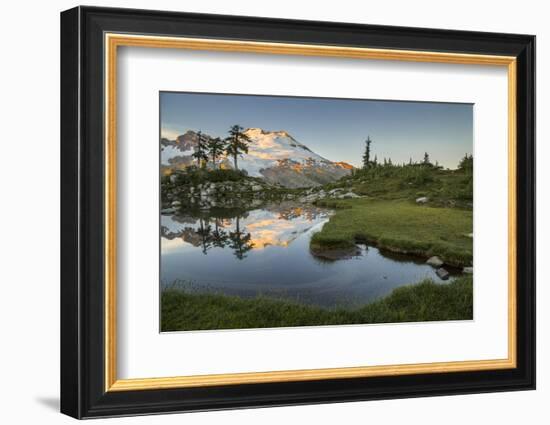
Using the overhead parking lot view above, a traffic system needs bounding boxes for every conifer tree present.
[191,131,209,168]
[207,137,226,169]
[423,152,431,166]
[225,125,252,171]
[362,136,372,168]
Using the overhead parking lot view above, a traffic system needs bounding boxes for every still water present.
[161,203,456,308]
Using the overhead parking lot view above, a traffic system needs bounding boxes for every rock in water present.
[436,268,450,280]
[426,256,444,267]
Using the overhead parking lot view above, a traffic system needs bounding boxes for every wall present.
[0,0,545,423]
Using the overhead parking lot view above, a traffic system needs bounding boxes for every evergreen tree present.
[362,136,372,168]
[373,155,378,167]
[458,153,473,172]
[225,125,251,171]
[388,157,393,166]
[207,137,226,169]
[423,152,431,166]
[191,131,209,168]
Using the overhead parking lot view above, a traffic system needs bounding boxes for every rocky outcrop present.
[259,158,351,188]
[298,187,361,203]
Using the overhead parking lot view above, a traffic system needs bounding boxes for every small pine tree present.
[388,157,393,166]
[362,136,372,168]
[423,152,431,166]
[207,137,226,169]
[373,155,378,167]
[225,125,252,171]
[192,131,209,168]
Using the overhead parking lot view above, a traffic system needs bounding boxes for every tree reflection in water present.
[192,214,254,260]
[228,216,254,260]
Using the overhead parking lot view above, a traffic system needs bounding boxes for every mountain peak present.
[244,128,294,139]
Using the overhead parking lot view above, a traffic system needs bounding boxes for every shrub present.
[170,167,252,186]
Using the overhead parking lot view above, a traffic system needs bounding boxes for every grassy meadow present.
[311,161,473,267]
[311,199,472,267]
[162,276,473,331]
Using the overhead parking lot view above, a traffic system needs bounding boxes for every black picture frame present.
[60,5,535,419]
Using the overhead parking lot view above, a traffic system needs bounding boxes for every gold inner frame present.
[104,33,517,392]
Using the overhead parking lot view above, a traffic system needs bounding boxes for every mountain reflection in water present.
[161,204,330,256]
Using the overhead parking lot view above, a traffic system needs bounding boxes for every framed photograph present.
[60,6,535,419]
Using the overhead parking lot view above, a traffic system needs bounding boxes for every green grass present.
[342,165,473,207]
[310,199,472,267]
[161,276,473,331]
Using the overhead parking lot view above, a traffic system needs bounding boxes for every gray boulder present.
[463,267,473,274]
[436,268,450,280]
[426,256,444,267]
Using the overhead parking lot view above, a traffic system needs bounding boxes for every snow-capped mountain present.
[161,128,353,188]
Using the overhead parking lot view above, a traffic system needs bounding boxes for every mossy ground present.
[310,199,472,267]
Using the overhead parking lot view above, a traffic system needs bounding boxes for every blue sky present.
[160,92,473,169]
